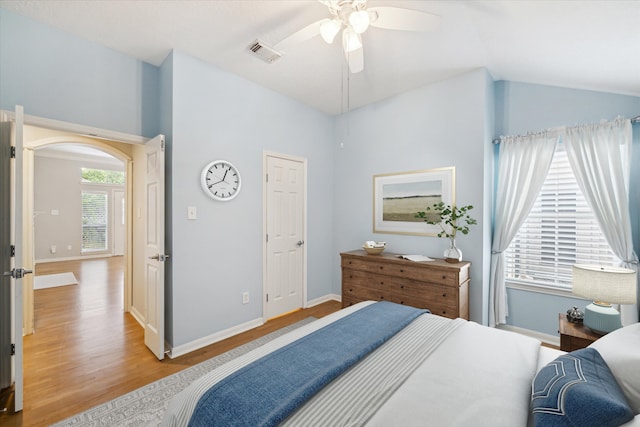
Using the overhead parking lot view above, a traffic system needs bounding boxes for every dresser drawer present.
[342,256,464,287]
[386,295,458,318]
[343,282,393,302]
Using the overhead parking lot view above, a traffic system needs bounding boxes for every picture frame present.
[373,166,455,236]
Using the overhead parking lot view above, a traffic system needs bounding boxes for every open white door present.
[1,106,30,412]
[264,154,306,319]
[144,135,166,360]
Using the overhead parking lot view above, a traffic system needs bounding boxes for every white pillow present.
[589,322,640,414]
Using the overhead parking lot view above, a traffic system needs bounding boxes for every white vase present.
[443,237,462,263]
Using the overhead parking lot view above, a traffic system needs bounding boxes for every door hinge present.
[11,344,15,356]
[266,234,268,243]
[265,173,269,183]
[10,146,16,158]
[266,294,269,302]
[10,245,15,257]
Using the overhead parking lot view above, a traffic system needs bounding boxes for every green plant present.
[415,202,477,239]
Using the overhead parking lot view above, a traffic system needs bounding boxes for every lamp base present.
[583,302,622,334]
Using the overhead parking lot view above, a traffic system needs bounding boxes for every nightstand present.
[558,313,605,351]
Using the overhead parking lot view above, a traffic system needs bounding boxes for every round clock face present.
[201,160,242,201]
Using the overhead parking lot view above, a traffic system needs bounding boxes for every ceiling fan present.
[273,0,441,73]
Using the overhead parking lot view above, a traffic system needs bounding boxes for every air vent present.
[248,39,282,64]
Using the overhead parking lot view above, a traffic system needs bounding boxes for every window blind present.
[81,191,108,252]
[504,144,619,291]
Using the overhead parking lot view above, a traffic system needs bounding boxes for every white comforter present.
[163,301,550,426]
[369,321,540,426]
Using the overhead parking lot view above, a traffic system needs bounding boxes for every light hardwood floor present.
[0,257,341,427]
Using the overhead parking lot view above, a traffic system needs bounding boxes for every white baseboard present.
[168,317,265,359]
[129,306,145,328]
[167,294,342,359]
[496,324,560,348]
[305,293,341,308]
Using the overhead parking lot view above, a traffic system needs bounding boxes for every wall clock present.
[200,160,242,201]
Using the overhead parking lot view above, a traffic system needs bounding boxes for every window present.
[504,143,620,291]
[82,167,125,184]
[81,191,108,252]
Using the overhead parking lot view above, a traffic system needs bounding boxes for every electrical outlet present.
[242,292,249,305]
[50,245,56,254]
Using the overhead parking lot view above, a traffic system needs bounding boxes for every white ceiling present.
[1,0,639,115]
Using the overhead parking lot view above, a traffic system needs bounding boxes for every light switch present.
[187,206,197,220]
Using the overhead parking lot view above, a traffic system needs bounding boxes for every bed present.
[162,301,640,427]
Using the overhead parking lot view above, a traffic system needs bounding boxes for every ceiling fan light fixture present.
[348,10,370,34]
[320,18,341,44]
[342,27,362,53]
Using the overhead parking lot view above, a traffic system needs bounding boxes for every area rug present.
[50,317,316,427]
[33,272,78,290]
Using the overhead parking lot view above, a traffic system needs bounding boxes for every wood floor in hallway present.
[0,257,340,427]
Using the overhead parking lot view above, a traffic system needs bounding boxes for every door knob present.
[296,240,305,247]
[3,268,33,279]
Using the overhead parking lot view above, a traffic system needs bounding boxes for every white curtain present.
[564,118,639,325]
[489,132,559,326]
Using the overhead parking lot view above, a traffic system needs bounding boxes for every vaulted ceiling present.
[2,0,639,115]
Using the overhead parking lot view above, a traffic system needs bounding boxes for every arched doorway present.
[22,130,135,335]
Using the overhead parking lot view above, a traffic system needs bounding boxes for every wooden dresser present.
[341,250,470,320]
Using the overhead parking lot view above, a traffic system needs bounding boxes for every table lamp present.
[572,264,637,334]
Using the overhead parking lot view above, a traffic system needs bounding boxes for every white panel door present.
[2,106,29,412]
[144,135,166,360]
[265,154,305,319]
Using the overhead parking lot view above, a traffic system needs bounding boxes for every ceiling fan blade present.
[368,7,440,32]
[274,18,329,52]
[345,47,364,74]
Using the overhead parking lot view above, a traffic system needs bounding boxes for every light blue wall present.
[167,51,334,347]
[332,69,494,325]
[0,8,159,137]
[494,81,640,336]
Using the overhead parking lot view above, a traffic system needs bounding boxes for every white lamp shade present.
[342,28,362,53]
[348,10,370,34]
[572,264,637,304]
[320,19,341,44]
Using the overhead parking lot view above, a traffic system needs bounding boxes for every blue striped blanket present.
[187,302,427,427]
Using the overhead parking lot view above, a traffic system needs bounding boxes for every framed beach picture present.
[373,167,455,236]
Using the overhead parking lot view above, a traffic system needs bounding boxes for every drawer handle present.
[400,269,404,273]
[400,285,404,289]
[442,293,447,297]
[400,301,404,305]
[442,275,446,279]
[380,281,384,285]
[379,266,384,270]
[380,296,385,300]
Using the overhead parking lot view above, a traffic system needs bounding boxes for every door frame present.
[24,137,133,327]
[1,110,148,331]
[262,151,308,321]
[113,189,126,256]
